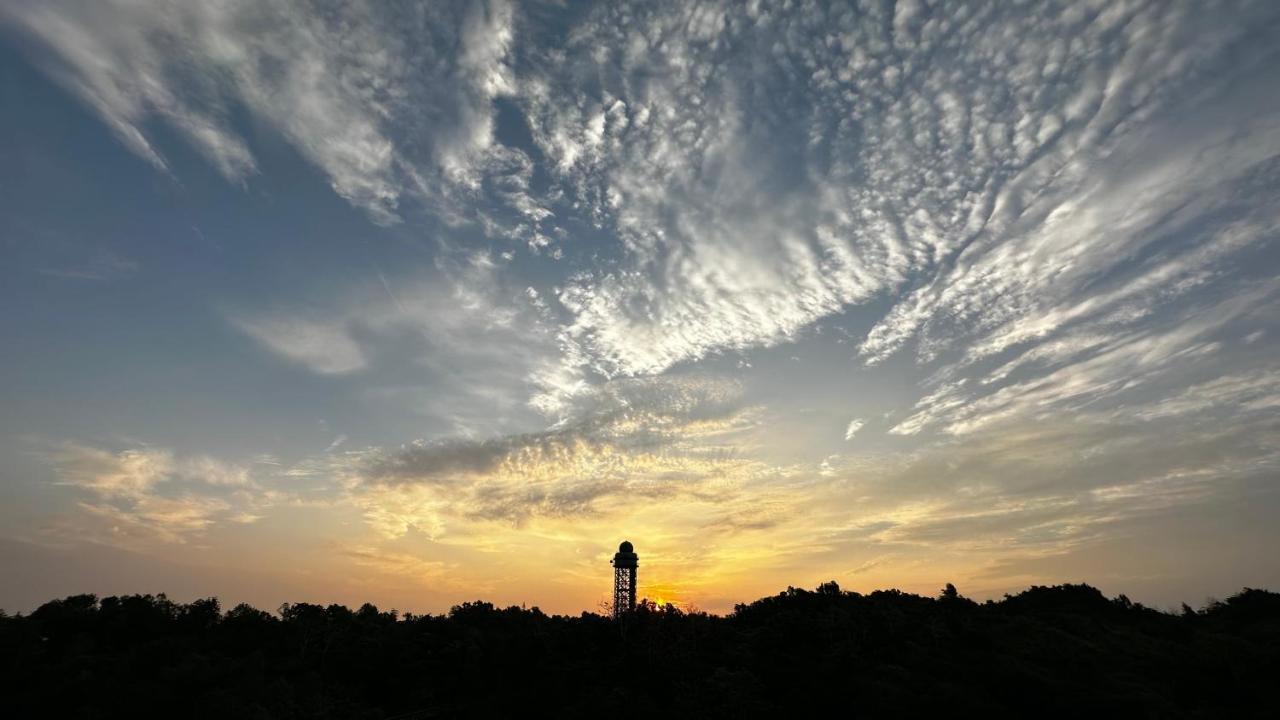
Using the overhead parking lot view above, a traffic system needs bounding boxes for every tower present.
[611,540,638,617]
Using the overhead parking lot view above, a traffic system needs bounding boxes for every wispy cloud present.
[1,0,518,224]
[43,442,276,546]
[50,443,173,500]
[229,252,572,432]
[346,374,768,536]
[798,404,1280,598]
[233,314,369,375]
[891,281,1277,437]
[39,251,138,281]
[843,419,865,441]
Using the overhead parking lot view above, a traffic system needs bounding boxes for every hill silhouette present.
[2,582,1277,718]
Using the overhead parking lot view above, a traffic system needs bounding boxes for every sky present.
[1,0,1278,616]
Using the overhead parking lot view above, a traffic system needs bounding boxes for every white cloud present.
[16,0,1275,424]
[0,0,518,224]
[232,253,567,425]
[843,419,865,441]
[1132,369,1280,421]
[502,1,1280,402]
[233,315,369,375]
[891,281,1277,437]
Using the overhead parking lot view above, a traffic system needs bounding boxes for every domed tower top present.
[612,540,638,569]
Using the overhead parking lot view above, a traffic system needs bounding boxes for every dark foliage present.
[1,583,1277,718]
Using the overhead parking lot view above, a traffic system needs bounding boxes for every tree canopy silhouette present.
[1,582,1277,718]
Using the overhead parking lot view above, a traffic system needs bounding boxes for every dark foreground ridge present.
[3,582,1278,718]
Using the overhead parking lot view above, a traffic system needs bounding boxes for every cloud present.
[456,0,1280,426]
[10,1,1277,389]
[50,443,173,499]
[230,252,576,433]
[44,442,276,546]
[843,419,865,441]
[233,315,369,375]
[1,0,518,224]
[28,0,1272,431]
[75,496,231,545]
[345,374,771,536]
[1132,369,1280,421]
[822,410,1280,553]
[890,281,1278,437]
[39,251,139,281]
[845,556,891,576]
[338,544,466,590]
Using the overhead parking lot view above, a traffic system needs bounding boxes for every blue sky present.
[1,0,1278,614]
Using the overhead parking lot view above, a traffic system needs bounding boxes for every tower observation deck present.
[611,540,638,618]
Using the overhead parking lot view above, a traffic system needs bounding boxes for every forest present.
[2,582,1277,718]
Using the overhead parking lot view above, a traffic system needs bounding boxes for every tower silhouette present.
[611,540,638,618]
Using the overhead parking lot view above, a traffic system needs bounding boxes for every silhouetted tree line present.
[2,582,1277,718]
